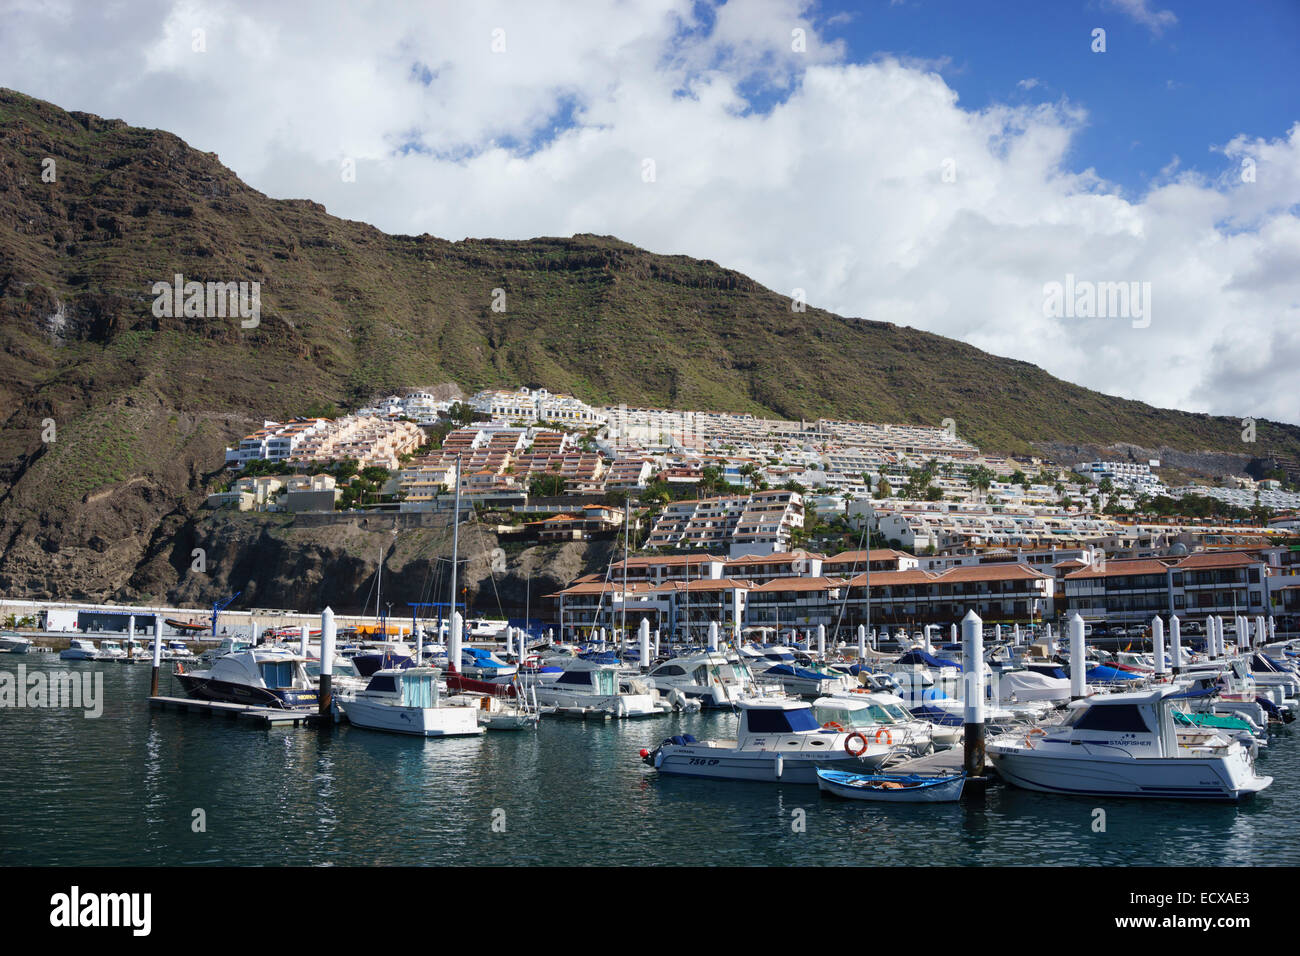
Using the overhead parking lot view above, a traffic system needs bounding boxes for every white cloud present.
[1105,0,1178,36]
[0,0,1295,426]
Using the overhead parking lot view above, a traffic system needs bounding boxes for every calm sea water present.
[2,658,1297,866]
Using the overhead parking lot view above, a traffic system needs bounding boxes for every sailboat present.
[337,454,484,739]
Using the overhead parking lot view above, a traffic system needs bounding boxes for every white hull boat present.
[643,698,894,784]
[60,638,99,661]
[340,667,484,737]
[987,686,1272,801]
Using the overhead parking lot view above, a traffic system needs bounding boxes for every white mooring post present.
[639,619,651,671]
[300,624,309,658]
[1069,612,1086,700]
[450,612,464,673]
[961,610,985,787]
[319,607,336,720]
[1256,615,1267,651]
[1045,623,1055,658]
[1152,616,1166,680]
[708,621,719,652]
[654,629,661,658]
[817,623,825,659]
[857,624,866,661]
[150,613,163,697]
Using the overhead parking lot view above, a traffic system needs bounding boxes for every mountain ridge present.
[0,87,1294,601]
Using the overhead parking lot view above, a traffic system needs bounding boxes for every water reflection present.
[2,660,1298,866]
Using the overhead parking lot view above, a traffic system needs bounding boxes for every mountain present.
[0,88,1295,605]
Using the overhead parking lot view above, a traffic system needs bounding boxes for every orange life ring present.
[1025,728,1048,749]
[874,727,893,746]
[822,721,845,732]
[844,732,869,757]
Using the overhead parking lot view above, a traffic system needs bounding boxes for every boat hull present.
[816,769,966,802]
[340,697,484,737]
[655,749,879,784]
[176,674,316,710]
[987,746,1271,801]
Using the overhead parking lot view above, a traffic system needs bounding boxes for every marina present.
[5,604,1300,868]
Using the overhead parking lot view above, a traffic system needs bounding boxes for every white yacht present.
[339,667,484,737]
[642,697,894,783]
[813,692,941,754]
[987,686,1273,801]
[645,651,757,709]
[95,640,128,661]
[0,631,32,654]
[527,658,659,717]
[59,638,99,661]
[175,648,318,709]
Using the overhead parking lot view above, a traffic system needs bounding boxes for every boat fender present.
[774,754,784,779]
[844,732,869,757]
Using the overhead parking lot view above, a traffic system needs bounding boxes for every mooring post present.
[816,623,825,660]
[450,611,463,673]
[708,621,718,652]
[1152,615,1166,681]
[856,624,866,661]
[319,607,335,720]
[1069,612,1086,700]
[1170,614,1182,676]
[150,613,162,697]
[639,619,650,671]
[961,609,985,790]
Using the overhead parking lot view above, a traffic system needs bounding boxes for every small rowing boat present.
[815,768,966,802]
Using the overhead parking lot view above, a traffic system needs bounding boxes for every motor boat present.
[0,631,32,654]
[60,638,99,661]
[199,637,252,664]
[352,642,415,677]
[175,648,318,709]
[338,666,483,737]
[986,685,1273,801]
[641,698,894,783]
[990,666,1072,706]
[816,768,966,803]
[447,690,540,731]
[645,651,757,709]
[458,645,517,682]
[891,669,1023,728]
[164,640,198,661]
[813,692,940,754]
[95,640,128,661]
[526,658,659,717]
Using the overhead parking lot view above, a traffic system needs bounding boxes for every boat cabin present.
[363,668,443,707]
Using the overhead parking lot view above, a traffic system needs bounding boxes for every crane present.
[211,591,241,637]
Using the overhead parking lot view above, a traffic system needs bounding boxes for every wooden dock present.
[886,747,966,774]
[148,696,322,727]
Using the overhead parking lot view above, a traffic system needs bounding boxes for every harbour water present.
[2,659,1297,867]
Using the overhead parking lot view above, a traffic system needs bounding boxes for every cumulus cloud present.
[0,0,1295,424]
[1105,0,1179,36]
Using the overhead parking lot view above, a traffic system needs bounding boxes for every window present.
[747,707,821,733]
[1073,704,1151,733]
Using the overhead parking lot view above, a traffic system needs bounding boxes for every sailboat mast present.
[450,454,461,630]
[621,495,629,647]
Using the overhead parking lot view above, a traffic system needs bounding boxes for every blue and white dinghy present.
[816,768,966,802]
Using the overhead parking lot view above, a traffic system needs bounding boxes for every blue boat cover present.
[895,649,961,669]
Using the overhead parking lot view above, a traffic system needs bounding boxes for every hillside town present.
[205,384,1300,636]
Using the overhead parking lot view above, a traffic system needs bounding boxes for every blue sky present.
[814,0,1300,196]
